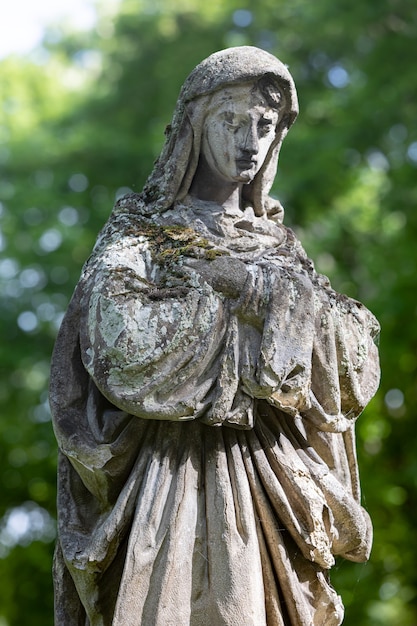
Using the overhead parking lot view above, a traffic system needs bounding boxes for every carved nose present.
[243,125,258,153]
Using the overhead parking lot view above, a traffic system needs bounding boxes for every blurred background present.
[0,0,416,624]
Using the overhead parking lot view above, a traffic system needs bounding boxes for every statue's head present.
[142,46,298,219]
[198,80,283,189]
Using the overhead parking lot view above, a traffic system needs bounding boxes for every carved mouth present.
[236,158,257,170]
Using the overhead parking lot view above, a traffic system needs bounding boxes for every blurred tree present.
[0,0,416,623]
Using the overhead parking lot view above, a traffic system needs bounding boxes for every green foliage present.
[1,0,416,623]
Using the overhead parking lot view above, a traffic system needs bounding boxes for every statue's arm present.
[79,254,227,421]
[304,292,380,433]
[231,256,380,430]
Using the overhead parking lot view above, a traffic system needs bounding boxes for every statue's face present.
[201,84,279,185]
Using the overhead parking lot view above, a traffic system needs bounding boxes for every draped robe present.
[50,193,380,626]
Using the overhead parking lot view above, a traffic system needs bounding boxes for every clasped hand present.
[183,256,248,299]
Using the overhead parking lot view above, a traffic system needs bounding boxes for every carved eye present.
[224,120,239,132]
[258,119,274,136]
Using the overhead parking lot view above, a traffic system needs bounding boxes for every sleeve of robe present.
[79,237,228,422]
[233,260,380,428]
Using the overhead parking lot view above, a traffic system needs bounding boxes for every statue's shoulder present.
[83,194,208,276]
[113,192,148,216]
[111,192,156,226]
[93,193,157,249]
[75,194,155,279]
[276,223,314,269]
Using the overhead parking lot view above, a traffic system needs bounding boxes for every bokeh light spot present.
[68,172,89,192]
[327,65,350,88]
[17,311,38,332]
[384,388,404,410]
[407,141,417,164]
[232,10,253,28]
[39,228,62,252]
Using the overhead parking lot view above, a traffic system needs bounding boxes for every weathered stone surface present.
[50,46,380,625]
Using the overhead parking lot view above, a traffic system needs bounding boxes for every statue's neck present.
[189,156,243,212]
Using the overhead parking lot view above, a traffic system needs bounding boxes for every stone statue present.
[50,46,380,625]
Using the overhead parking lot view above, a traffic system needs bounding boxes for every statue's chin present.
[234,169,256,184]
